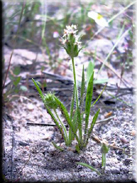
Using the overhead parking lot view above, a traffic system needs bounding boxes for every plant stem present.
[71,57,82,145]
[71,57,78,108]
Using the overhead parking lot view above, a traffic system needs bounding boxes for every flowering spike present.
[61,25,83,58]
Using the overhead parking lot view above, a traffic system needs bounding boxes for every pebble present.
[27,103,34,111]
[120,137,128,144]
[130,130,136,136]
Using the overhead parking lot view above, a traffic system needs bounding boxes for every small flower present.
[88,11,109,27]
[44,93,58,109]
[61,25,83,58]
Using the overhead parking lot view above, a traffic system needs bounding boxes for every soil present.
[2,1,136,182]
[2,44,136,182]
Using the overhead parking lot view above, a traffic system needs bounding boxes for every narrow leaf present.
[102,153,106,170]
[13,76,21,86]
[94,78,108,84]
[68,128,74,145]
[54,109,68,145]
[86,61,94,86]
[70,89,75,120]
[80,65,85,107]
[54,96,80,144]
[32,78,44,100]
[52,142,64,151]
[13,66,20,75]
[85,109,100,145]
[91,84,106,107]
[75,144,80,153]
[88,109,100,137]
[77,162,101,175]
[77,106,82,142]
[46,106,62,133]
[84,72,94,135]
[101,143,109,173]
[72,109,78,133]
[102,143,109,154]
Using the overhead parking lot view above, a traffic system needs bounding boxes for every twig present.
[27,116,115,127]
[93,54,130,88]
[27,122,56,127]
[11,113,15,180]
[96,116,115,124]
[3,51,14,89]
[91,134,131,156]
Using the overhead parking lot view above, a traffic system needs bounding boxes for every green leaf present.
[36,81,42,87]
[70,89,75,120]
[54,96,73,130]
[101,143,109,154]
[54,96,80,145]
[68,128,74,145]
[52,142,64,151]
[32,78,44,101]
[88,109,100,137]
[91,85,106,107]
[13,66,20,75]
[102,153,106,170]
[80,65,85,107]
[42,81,47,88]
[84,72,94,135]
[77,106,82,142]
[72,109,78,133]
[54,109,68,145]
[75,144,80,153]
[14,88,20,93]
[101,143,109,173]
[94,78,108,84]
[77,162,101,175]
[13,76,21,86]
[46,106,62,134]
[9,73,15,81]
[86,61,94,86]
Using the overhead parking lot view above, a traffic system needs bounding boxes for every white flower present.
[88,11,109,27]
[53,31,60,38]
[63,25,78,36]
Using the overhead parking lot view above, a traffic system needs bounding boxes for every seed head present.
[44,93,58,109]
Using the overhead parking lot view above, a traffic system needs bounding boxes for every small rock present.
[120,137,128,144]
[18,141,29,146]
[27,103,34,111]
[123,159,131,166]
[130,130,136,136]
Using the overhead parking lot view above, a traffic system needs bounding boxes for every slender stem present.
[3,2,26,90]
[71,57,78,108]
[72,57,83,146]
